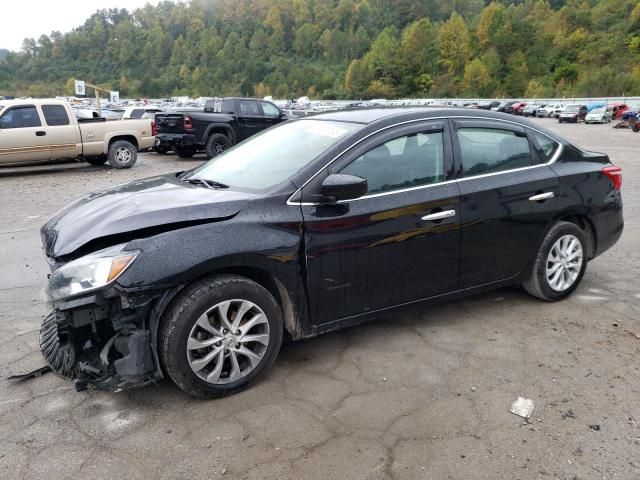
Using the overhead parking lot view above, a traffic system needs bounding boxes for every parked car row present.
[491,100,638,128]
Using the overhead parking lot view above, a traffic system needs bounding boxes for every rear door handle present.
[529,192,555,202]
[35,131,46,137]
[421,209,456,222]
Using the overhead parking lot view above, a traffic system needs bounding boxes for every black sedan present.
[40,108,624,398]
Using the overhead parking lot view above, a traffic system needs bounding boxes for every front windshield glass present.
[186,120,361,190]
[565,105,580,112]
[591,108,605,113]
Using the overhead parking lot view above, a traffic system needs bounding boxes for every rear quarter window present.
[530,131,560,162]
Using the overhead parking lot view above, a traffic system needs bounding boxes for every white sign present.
[110,91,120,103]
[74,80,85,96]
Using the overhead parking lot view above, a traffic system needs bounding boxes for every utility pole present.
[73,79,116,117]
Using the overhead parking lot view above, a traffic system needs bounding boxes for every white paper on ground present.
[510,397,535,418]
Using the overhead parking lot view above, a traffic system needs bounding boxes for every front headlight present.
[47,244,139,302]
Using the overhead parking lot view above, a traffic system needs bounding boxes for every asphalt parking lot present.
[0,119,638,480]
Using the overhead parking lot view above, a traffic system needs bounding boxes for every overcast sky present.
[1,0,163,51]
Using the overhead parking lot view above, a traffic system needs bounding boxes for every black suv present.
[155,97,287,158]
[41,108,623,398]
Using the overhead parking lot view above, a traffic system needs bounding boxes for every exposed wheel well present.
[109,135,139,149]
[205,128,231,142]
[180,267,300,341]
[556,214,597,259]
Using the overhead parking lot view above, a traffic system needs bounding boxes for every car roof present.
[298,106,535,126]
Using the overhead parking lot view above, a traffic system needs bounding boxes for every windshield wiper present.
[182,177,229,189]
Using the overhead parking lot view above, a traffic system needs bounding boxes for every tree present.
[524,79,550,98]
[363,27,400,87]
[461,59,490,96]
[438,12,470,78]
[344,58,369,96]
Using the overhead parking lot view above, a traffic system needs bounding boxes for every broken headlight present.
[47,244,139,302]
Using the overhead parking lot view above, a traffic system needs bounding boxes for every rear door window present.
[456,127,534,177]
[238,100,260,116]
[42,105,70,126]
[0,106,41,129]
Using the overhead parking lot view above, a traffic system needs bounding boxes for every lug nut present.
[235,330,241,335]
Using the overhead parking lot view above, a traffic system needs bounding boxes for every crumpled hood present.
[42,173,254,257]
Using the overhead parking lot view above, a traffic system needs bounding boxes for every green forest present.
[1,0,639,99]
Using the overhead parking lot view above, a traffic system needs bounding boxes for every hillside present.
[0,0,639,98]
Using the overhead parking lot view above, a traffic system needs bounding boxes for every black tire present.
[40,311,79,379]
[85,155,107,166]
[205,133,232,158]
[154,144,170,154]
[522,221,588,302]
[175,146,196,158]
[107,140,137,169]
[159,275,283,399]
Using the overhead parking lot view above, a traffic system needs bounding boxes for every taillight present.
[151,120,157,136]
[184,115,193,130]
[602,166,622,190]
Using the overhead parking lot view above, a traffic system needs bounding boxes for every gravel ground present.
[0,119,638,480]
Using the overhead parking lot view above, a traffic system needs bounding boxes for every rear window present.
[42,105,70,126]
[457,127,534,177]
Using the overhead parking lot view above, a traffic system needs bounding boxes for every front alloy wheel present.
[159,275,283,398]
[187,299,270,384]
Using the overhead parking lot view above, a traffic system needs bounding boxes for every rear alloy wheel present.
[522,221,587,301]
[205,133,231,158]
[107,140,137,168]
[159,275,283,398]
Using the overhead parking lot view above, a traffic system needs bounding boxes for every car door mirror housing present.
[321,174,368,202]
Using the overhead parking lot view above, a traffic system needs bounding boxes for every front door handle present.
[421,209,456,222]
[35,131,46,137]
[529,192,555,202]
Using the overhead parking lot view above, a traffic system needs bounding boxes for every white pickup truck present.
[0,99,155,168]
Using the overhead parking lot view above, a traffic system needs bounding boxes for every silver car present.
[585,107,613,124]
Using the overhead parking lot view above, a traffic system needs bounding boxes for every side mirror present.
[321,174,367,202]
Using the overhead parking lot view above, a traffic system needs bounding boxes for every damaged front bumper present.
[42,290,163,392]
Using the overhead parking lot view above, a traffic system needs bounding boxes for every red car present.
[509,102,527,115]
[608,103,629,120]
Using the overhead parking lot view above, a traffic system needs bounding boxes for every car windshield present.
[591,108,605,113]
[565,105,580,112]
[185,120,361,190]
